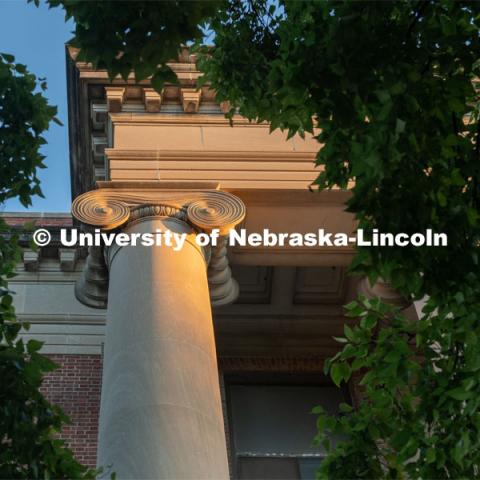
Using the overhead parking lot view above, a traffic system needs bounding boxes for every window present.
[237,457,320,480]
[226,377,347,480]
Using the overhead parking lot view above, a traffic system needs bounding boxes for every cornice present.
[105,149,317,162]
[68,46,203,86]
[67,45,221,200]
[97,180,221,190]
[108,112,263,126]
[75,68,203,85]
[66,45,324,199]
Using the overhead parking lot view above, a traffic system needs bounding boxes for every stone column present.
[71,189,245,479]
[98,215,226,478]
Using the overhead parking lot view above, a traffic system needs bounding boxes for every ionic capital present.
[71,186,246,309]
[71,188,245,235]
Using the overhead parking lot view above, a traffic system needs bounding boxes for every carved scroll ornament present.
[72,189,245,235]
[71,188,246,309]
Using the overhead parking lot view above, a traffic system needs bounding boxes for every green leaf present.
[331,363,344,387]
[446,388,472,401]
[344,324,355,341]
[1,294,13,307]
[395,118,406,134]
[331,362,351,387]
[27,339,43,354]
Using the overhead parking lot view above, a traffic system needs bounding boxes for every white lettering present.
[395,233,409,247]
[357,229,371,246]
[55,227,448,250]
[228,229,245,246]
[60,228,77,247]
[333,233,349,246]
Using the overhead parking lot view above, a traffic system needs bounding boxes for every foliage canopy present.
[0,53,97,478]
[40,0,480,477]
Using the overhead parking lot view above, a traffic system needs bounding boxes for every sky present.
[0,0,74,213]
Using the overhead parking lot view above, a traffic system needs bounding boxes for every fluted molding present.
[71,188,246,309]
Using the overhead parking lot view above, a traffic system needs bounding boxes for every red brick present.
[40,354,102,469]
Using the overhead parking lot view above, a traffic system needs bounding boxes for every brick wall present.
[41,354,102,469]
[2,216,73,227]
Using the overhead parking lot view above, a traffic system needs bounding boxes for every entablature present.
[66,45,325,198]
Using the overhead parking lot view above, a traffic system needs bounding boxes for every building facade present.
[4,47,416,479]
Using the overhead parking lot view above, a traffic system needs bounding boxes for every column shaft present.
[97,216,229,479]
